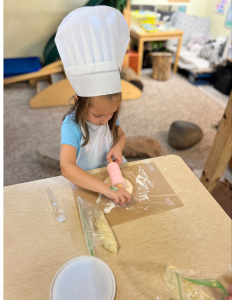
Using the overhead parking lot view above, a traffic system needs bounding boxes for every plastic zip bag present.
[164,265,229,300]
[72,161,184,227]
[77,197,118,256]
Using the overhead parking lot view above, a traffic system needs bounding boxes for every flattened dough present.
[104,177,133,194]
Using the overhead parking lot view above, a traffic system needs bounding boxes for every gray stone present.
[168,121,203,150]
[123,136,160,158]
[36,136,160,170]
[37,145,60,170]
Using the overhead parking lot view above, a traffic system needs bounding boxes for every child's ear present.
[74,95,78,101]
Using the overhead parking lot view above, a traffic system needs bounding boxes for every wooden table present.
[4,155,231,300]
[130,24,183,76]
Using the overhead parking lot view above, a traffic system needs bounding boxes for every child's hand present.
[107,145,123,164]
[103,186,131,206]
[225,286,232,300]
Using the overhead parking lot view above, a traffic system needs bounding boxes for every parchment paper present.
[72,160,183,226]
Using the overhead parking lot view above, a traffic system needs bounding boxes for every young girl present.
[55,6,131,205]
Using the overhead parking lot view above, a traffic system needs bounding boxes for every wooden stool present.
[151,52,172,81]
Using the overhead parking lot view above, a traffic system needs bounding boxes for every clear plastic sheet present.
[164,264,230,300]
[72,160,183,226]
[77,197,118,256]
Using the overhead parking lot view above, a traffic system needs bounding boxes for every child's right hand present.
[225,286,232,300]
[103,186,131,206]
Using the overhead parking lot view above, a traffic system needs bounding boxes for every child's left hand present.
[107,145,123,164]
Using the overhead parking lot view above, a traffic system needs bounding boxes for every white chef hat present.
[55,6,130,97]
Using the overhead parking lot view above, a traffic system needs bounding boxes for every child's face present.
[86,95,121,125]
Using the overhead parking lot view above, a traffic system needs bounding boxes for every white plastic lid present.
[50,256,116,300]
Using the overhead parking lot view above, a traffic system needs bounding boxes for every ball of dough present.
[104,177,133,194]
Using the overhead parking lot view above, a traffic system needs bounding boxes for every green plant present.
[109,0,128,12]
[86,0,128,13]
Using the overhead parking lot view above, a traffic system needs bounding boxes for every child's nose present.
[101,117,110,124]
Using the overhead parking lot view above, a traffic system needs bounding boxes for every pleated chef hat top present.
[55,6,130,97]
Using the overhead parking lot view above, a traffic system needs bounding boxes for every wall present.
[185,0,208,17]
[4,0,86,60]
[132,0,189,6]
[131,0,230,37]
[132,0,208,16]
[204,0,230,38]
[4,0,231,59]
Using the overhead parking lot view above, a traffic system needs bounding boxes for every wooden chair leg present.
[137,39,144,76]
[200,92,232,192]
[173,36,182,74]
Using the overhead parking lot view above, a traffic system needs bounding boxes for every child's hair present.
[63,93,121,147]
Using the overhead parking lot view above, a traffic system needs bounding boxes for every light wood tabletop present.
[130,23,183,76]
[4,155,231,300]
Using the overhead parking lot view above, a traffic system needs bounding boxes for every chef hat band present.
[55,6,130,97]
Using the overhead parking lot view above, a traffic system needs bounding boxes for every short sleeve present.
[61,117,82,156]
[116,118,119,126]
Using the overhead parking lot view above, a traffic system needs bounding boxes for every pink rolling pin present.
[107,158,127,202]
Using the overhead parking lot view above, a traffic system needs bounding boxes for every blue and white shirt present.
[61,114,119,159]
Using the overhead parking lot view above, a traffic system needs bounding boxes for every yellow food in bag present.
[95,212,118,254]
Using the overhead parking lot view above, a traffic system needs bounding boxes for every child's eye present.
[93,115,101,118]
